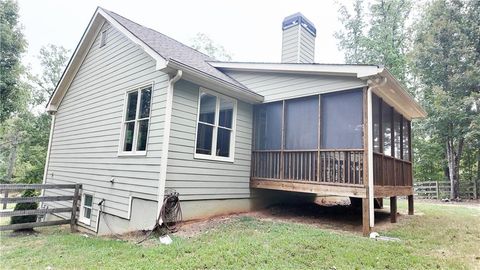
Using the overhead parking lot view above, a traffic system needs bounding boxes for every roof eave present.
[163,59,264,103]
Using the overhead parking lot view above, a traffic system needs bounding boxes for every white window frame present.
[79,193,94,225]
[194,88,237,162]
[118,83,154,156]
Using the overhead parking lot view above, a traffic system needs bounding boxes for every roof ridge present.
[100,7,214,61]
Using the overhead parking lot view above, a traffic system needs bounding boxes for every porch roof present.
[209,62,427,120]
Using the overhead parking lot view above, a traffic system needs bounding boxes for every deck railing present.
[373,152,412,186]
[251,149,364,185]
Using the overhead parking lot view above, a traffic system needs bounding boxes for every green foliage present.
[335,0,412,83]
[1,202,479,269]
[10,189,39,227]
[411,0,479,195]
[0,0,28,121]
[190,33,232,61]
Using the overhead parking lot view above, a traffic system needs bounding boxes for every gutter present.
[40,112,56,201]
[156,69,183,224]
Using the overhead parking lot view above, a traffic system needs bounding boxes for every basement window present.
[119,85,152,156]
[100,30,107,47]
[79,194,93,225]
[195,89,237,162]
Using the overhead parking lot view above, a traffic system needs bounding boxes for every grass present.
[0,201,479,269]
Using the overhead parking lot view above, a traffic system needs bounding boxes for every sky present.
[18,0,351,74]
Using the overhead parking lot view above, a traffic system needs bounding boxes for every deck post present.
[390,196,397,223]
[70,184,80,232]
[362,198,370,236]
[408,195,414,215]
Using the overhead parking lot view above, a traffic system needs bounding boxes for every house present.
[42,8,426,236]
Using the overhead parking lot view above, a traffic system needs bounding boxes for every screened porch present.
[250,88,413,198]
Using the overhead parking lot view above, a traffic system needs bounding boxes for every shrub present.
[10,189,39,230]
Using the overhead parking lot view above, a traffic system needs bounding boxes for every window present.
[120,85,152,155]
[285,96,319,150]
[394,111,402,159]
[253,102,282,150]
[79,194,93,225]
[100,30,107,47]
[321,89,363,149]
[195,89,236,161]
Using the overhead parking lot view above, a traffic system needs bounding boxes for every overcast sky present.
[18,0,352,74]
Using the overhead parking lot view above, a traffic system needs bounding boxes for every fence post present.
[474,180,478,200]
[70,184,80,232]
[2,190,8,209]
[436,181,440,200]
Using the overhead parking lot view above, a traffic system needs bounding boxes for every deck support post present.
[408,195,414,215]
[390,196,397,223]
[362,198,371,236]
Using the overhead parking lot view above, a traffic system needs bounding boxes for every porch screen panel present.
[394,111,402,158]
[372,94,381,153]
[402,118,410,161]
[253,102,282,150]
[285,96,319,150]
[321,89,363,149]
[382,101,393,156]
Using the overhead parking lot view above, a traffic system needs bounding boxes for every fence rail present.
[0,183,81,232]
[414,181,478,199]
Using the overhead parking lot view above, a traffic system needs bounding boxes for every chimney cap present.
[282,12,316,37]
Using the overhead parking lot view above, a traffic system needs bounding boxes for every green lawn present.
[1,201,479,269]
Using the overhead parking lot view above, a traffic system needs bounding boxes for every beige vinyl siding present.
[224,70,367,102]
[165,80,253,201]
[44,22,168,231]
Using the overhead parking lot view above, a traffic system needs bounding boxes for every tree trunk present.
[446,138,464,199]
[5,137,18,183]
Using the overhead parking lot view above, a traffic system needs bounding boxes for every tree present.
[30,44,70,106]
[190,33,232,61]
[335,0,413,83]
[411,0,480,198]
[0,0,28,122]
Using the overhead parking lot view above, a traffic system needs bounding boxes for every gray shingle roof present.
[101,8,247,89]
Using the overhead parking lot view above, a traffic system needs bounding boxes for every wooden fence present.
[414,181,478,199]
[0,184,81,232]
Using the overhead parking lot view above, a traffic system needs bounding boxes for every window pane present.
[136,120,149,151]
[372,94,381,153]
[394,111,402,158]
[285,96,319,150]
[403,118,410,161]
[126,91,138,121]
[199,93,216,124]
[253,102,282,150]
[123,122,135,151]
[139,87,151,118]
[84,195,93,207]
[321,90,363,149]
[219,98,233,128]
[382,102,392,156]
[216,128,231,157]
[84,207,91,219]
[196,123,213,155]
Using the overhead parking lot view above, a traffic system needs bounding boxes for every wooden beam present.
[251,179,367,198]
[0,207,72,217]
[362,198,371,236]
[71,184,80,232]
[390,196,397,223]
[0,184,79,191]
[374,186,413,197]
[408,195,414,215]
[0,195,74,204]
[0,219,70,232]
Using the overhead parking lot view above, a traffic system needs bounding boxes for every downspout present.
[366,77,387,228]
[156,69,183,225]
[41,112,56,200]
